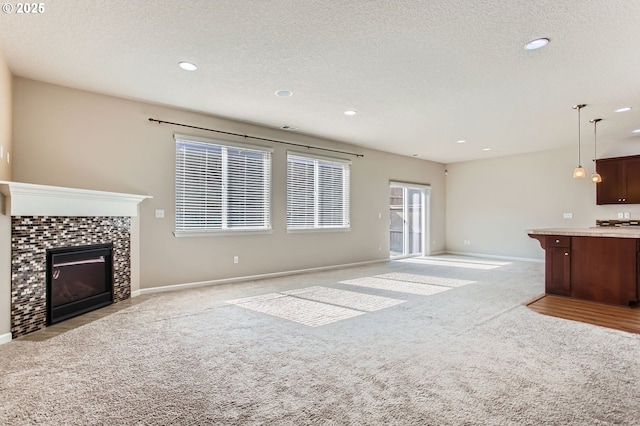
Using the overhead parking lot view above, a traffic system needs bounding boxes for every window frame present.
[286,151,351,232]
[174,134,273,237]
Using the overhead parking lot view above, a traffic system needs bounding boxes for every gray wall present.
[0,49,10,181]
[446,145,640,260]
[0,50,12,339]
[12,77,446,290]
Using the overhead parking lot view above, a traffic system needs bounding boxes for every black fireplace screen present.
[46,244,114,325]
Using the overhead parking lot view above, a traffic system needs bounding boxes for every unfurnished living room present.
[1,1,639,425]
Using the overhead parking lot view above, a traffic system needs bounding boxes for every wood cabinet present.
[596,155,640,204]
[529,233,640,306]
[570,237,639,306]
[544,236,571,296]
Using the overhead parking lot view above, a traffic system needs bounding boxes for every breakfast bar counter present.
[528,228,640,306]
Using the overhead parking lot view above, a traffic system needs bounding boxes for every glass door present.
[389,183,427,258]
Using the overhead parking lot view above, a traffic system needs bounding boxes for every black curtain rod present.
[148,118,364,158]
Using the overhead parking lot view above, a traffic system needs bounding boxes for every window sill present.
[286,227,351,234]
[174,229,273,238]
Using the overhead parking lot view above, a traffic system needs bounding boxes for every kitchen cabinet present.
[596,155,640,204]
[544,236,571,296]
[528,229,640,306]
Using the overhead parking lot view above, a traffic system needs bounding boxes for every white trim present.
[287,150,352,164]
[445,251,543,263]
[0,181,152,217]
[174,133,274,153]
[389,181,431,189]
[286,227,351,234]
[131,289,142,298]
[389,182,430,257]
[174,229,273,238]
[138,259,388,295]
[0,332,12,345]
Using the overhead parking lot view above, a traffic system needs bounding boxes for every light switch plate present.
[624,212,631,219]
[155,209,165,218]
[563,212,573,219]
[618,212,624,219]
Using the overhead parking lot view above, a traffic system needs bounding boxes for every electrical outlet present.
[624,212,631,219]
[618,212,624,219]
[233,256,239,264]
[563,212,573,219]
[155,209,165,218]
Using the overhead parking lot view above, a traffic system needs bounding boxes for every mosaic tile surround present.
[11,216,131,338]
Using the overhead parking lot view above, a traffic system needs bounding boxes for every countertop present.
[527,227,640,238]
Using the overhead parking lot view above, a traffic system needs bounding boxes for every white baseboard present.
[444,251,543,263]
[138,258,389,296]
[429,250,446,256]
[0,332,12,345]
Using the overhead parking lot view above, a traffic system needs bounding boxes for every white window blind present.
[287,152,350,230]
[175,135,271,234]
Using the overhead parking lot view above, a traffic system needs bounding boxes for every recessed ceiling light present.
[344,110,357,116]
[280,125,298,131]
[178,61,197,71]
[275,90,293,97]
[632,129,640,134]
[482,148,491,151]
[615,107,632,113]
[457,140,466,144]
[524,38,550,51]
[412,154,418,157]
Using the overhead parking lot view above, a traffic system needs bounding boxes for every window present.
[175,134,272,234]
[287,152,350,230]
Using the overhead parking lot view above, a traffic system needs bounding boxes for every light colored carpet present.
[1,255,639,425]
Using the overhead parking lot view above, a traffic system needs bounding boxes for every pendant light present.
[589,118,602,183]
[572,104,587,178]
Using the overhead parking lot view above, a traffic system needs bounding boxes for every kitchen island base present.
[528,229,640,306]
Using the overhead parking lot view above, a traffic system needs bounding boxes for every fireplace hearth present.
[1,181,151,342]
[46,244,114,325]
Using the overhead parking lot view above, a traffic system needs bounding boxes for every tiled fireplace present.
[11,216,131,337]
[0,182,151,341]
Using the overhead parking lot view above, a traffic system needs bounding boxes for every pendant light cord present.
[577,106,582,166]
[593,119,596,159]
[572,104,586,167]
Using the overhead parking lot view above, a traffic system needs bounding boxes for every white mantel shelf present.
[0,181,152,217]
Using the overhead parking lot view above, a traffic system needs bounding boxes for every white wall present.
[12,78,446,290]
[446,145,640,260]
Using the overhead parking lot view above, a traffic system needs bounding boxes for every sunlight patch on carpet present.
[339,277,451,296]
[226,293,287,305]
[397,257,509,270]
[376,272,475,288]
[282,286,404,311]
[227,294,364,327]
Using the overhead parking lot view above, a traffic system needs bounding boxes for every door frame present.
[389,181,431,259]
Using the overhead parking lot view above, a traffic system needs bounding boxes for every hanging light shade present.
[572,104,587,178]
[589,118,602,183]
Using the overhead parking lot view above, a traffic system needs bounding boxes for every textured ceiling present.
[1,0,639,164]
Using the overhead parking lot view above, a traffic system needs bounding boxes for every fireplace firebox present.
[46,244,114,325]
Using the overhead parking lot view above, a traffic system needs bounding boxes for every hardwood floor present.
[526,294,640,334]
